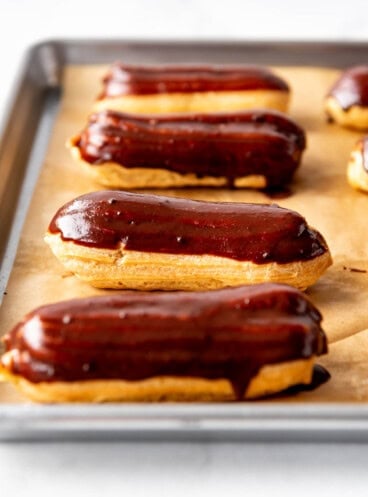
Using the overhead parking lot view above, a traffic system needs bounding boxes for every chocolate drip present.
[265,365,330,398]
[48,190,328,264]
[328,66,368,111]
[305,364,331,390]
[99,63,289,98]
[2,284,327,398]
[74,110,306,189]
[262,186,293,200]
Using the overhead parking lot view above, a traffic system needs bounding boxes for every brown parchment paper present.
[1,65,368,403]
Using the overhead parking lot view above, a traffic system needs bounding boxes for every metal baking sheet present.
[1,40,368,442]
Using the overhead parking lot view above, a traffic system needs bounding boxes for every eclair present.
[325,66,368,130]
[69,110,306,189]
[0,284,328,403]
[347,135,368,192]
[94,63,290,114]
[44,191,332,291]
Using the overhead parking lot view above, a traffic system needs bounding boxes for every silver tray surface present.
[1,39,367,442]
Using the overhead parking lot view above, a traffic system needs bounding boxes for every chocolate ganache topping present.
[328,66,368,111]
[99,63,289,98]
[2,284,327,398]
[73,110,306,188]
[48,191,328,264]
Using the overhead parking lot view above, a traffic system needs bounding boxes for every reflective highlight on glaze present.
[74,110,306,188]
[99,63,290,98]
[2,284,327,398]
[48,191,328,264]
[328,66,368,111]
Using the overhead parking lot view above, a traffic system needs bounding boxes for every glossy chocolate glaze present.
[99,63,289,98]
[2,284,327,397]
[328,66,368,111]
[74,110,306,188]
[48,191,328,264]
[272,365,330,398]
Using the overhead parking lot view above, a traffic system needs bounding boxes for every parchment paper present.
[1,65,368,403]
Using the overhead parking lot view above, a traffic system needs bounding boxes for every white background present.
[1,0,368,495]
[1,0,368,114]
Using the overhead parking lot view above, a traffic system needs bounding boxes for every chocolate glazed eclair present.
[325,66,368,130]
[69,110,306,189]
[347,135,368,192]
[45,191,332,291]
[0,284,328,402]
[94,63,290,114]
